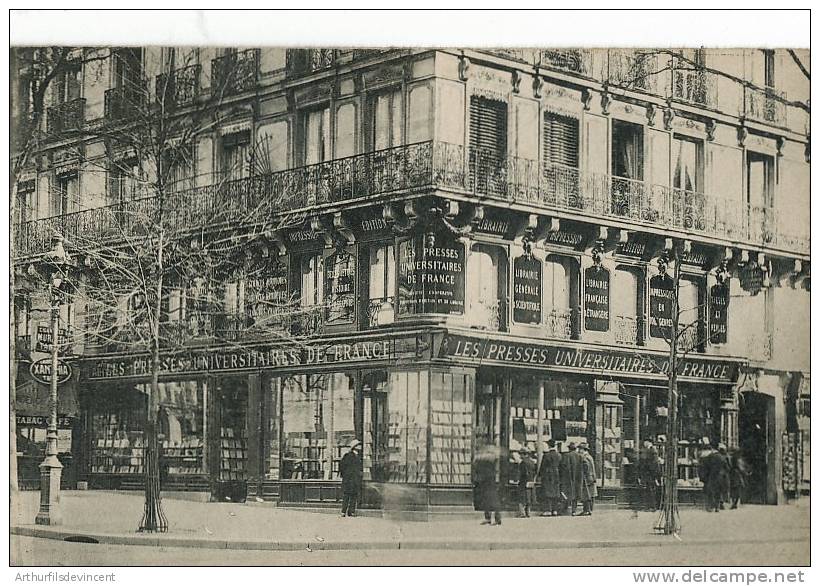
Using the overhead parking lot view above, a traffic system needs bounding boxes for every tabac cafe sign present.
[85,336,422,381]
[29,358,73,386]
[440,334,739,383]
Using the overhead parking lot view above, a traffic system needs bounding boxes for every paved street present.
[11,535,810,566]
[11,490,810,566]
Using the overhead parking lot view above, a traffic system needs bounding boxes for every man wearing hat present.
[560,442,583,516]
[511,446,535,518]
[578,443,597,516]
[339,439,363,517]
[537,439,562,516]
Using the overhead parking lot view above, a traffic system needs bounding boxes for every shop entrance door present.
[475,387,501,450]
[739,392,776,504]
[363,391,389,482]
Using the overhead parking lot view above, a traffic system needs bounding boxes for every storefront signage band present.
[440,334,739,383]
[29,358,73,386]
[16,415,73,429]
[85,336,423,381]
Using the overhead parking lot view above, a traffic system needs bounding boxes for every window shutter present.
[469,96,507,160]
[543,112,579,170]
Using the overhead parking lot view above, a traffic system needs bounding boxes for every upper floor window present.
[53,172,78,216]
[221,131,251,181]
[304,106,331,165]
[164,144,195,191]
[367,243,396,327]
[15,180,35,226]
[53,64,81,105]
[113,48,144,90]
[543,112,579,170]
[763,50,776,89]
[673,135,704,193]
[747,151,774,208]
[469,96,508,163]
[612,120,644,181]
[109,158,141,202]
[370,89,403,151]
[299,252,324,307]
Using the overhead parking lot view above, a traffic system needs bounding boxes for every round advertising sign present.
[29,358,73,386]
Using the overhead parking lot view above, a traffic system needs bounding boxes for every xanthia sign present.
[29,358,73,386]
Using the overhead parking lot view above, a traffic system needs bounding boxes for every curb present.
[11,525,809,552]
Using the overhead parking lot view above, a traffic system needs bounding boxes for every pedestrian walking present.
[511,447,534,517]
[728,447,748,509]
[473,444,502,526]
[339,439,363,517]
[638,440,662,511]
[560,442,583,516]
[578,443,597,516]
[537,439,562,516]
[698,443,728,513]
[717,443,732,510]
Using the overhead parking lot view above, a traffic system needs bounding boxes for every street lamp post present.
[34,237,74,526]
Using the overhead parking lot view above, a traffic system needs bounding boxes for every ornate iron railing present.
[746,332,773,363]
[366,296,396,329]
[745,86,787,127]
[104,86,146,121]
[545,308,574,340]
[46,98,85,135]
[672,66,718,108]
[211,49,258,97]
[469,298,506,332]
[156,64,201,109]
[13,140,807,258]
[607,50,659,92]
[614,315,640,345]
[537,49,595,77]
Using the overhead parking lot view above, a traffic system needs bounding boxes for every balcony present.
[469,299,507,332]
[104,86,146,122]
[744,86,787,127]
[12,141,807,259]
[156,64,201,110]
[537,49,596,77]
[614,315,640,345]
[544,308,574,340]
[672,65,718,109]
[211,49,258,97]
[607,50,659,92]
[46,98,85,135]
[747,333,773,363]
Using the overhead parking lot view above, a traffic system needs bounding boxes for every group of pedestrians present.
[699,442,748,512]
[473,440,598,525]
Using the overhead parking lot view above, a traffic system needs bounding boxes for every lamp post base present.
[35,455,63,526]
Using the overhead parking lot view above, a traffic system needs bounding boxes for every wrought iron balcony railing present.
[46,98,85,135]
[211,49,258,97]
[614,315,640,345]
[744,86,787,127]
[104,85,146,122]
[12,141,808,259]
[607,50,659,92]
[366,296,396,329]
[545,308,574,340]
[156,64,201,110]
[537,49,596,77]
[746,332,773,363]
[672,66,718,108]
[469,298,507,332]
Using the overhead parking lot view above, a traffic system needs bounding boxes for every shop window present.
[430,371,472,485]
[215,377,248,481]
[89,384,149,475]
[366,243,396,328]
[365,370,428,483]
[467,244,508,331]
[53,172,79,216]
[612,120,644,181]
[543,256,575,339]
[280,373,355,480]
[304,106,331,165]
[221,131,251,181]
[369,88,403,152]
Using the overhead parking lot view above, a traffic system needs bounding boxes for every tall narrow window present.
[299,253,324,307]
[53,173,78,216]
[679,278,703,351]
[673,135,703,192]
[15,180,35,226]
[613,269,640,345]
[612,120,644,181]
[467,244,507,331]
[109,158,141,202]
[113,48,144,90]
[222,131,251,181]
[370,89,403,151]
[763,50,776,89]
[54,65,81,104]
[304,107,331,165]
[543,112,579,170]
[368,244,395,326]
[544,257,573,339]
[469,96,508,195]
[747,152,774,208]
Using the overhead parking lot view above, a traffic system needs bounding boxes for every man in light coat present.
[578,442,597,516]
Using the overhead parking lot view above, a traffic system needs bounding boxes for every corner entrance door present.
[739,391,776,504]
[362,372,389,482]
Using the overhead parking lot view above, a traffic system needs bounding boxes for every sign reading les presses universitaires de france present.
[584,266,610,332]
[513,255,542,325]
[398,231,465,316]
[649,273,675,339]
[439,334,738,383]
[709,283,729,345]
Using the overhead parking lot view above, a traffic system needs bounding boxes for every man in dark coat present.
[638,441,662,511]
[578,443,597,516]
[473,444,502,525]
[538,439,563,516]
[560,442,583,516]
[716,443,732,510]
[339,439,363,517]
[728,447,748,509]
[698,444,728,513]
[512,447,535,517]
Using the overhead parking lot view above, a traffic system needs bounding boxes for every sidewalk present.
[11,490,810,551]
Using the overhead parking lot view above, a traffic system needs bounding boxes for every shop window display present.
[430,371,471,484]
[216,378,248,481]
[89,385,149,474]
[153,381,205,476]
[281,372,355,480]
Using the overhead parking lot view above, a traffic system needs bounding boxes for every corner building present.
[12,47,810,509]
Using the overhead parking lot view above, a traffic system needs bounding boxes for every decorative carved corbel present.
[333,212,356,245]
[776,136,786,158]
[706,119,717,141]
[532,74,543,99]
[310,216,334,248]
[737,125,749,148]
[646,103,657,127]
[264,229,288,257]
[663,107,676,131]
[514,213,540,244]
[511,70,522,94]
[601,91,612,116]
[581,88,594,111]
[458,55,471,82]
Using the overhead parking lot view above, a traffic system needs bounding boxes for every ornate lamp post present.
[32,236,75,526]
